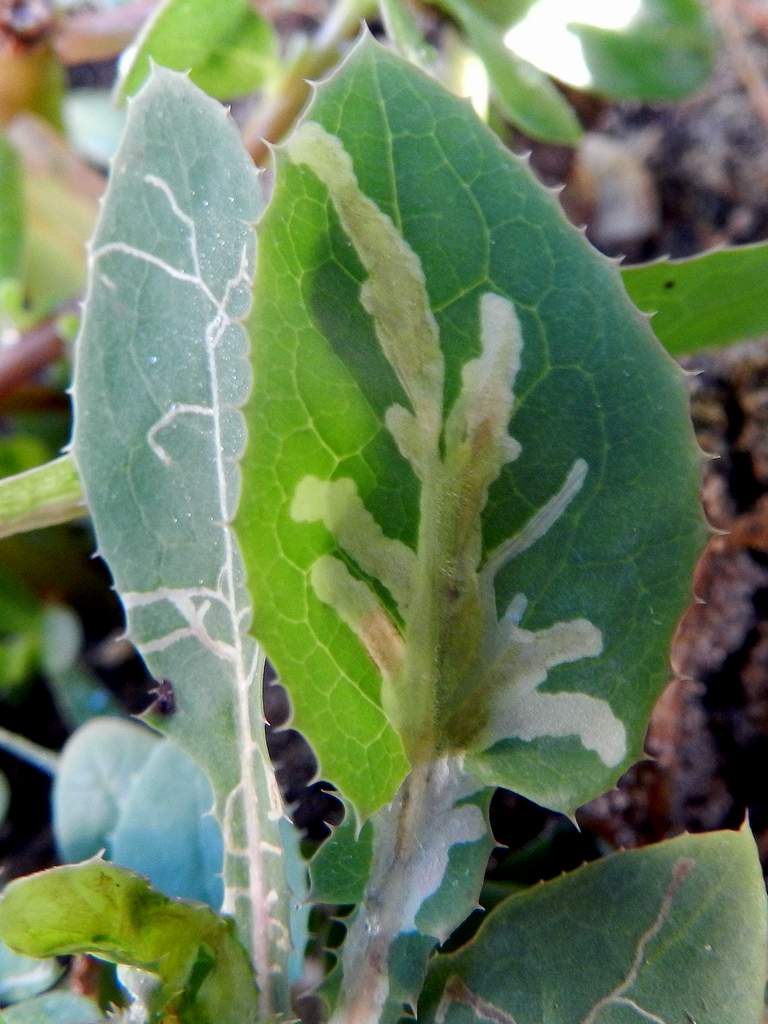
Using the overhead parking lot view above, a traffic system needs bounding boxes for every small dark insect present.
[148,677,176,716]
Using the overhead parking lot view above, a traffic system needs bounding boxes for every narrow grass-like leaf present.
[622,242,768,355]
[71,67,302,1014]
[379,0,436,67]
[0,861,258,1024]
[420,829,767,1024]
[240,36,705,819]
[7,117,99,317]
[0,772,8,827]
[0,569,42,696]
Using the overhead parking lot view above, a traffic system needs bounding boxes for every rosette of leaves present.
[0,29,764,1024]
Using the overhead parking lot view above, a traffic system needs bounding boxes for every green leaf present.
[240,36,705,818]
[71,66,303,1013]
[53,718,158,863]
[116,0,277,102]
[379,0,436,67]
[187,10,278,100]
[0,942,62,1005]
[420,829,768,1024]
[464,0,535,23]
[0,861,258,1024]
[437,0,582,143]
[111,740,224,909]
[0,438,51,481]
[329,774,494,1023]
[0,457,85,541]
[0,136,23,280]
[54,719,224,908]
[504,0,715,100]
[309,803,373,905]
[622,242,768,355]
[0,992,103,1024]
[570,0,715,101]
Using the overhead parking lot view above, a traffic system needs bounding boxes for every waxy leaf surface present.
[71,67,304,1015]
[420,829,767,1024]
[240,38,705,817]
[53,717,157,863]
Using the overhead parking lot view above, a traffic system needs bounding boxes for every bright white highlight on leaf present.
[504,0,643,88]
[456,50,490,119]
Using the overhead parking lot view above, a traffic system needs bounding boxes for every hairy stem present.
[331,760,486,1024]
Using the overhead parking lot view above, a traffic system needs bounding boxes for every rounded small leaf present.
[53,717,157,862]
[111,740,224,909]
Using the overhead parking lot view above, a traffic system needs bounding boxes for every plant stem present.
[331,762,433,1024]
[0,726,59,775]
[330,759,487,1024]
[243,0,375,165]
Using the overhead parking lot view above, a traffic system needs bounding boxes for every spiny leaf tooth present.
[678,363,702,379]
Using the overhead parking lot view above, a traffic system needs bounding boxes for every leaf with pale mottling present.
[71,66,304,1015]
[420,829,767,1024]
[239,37,705,819]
